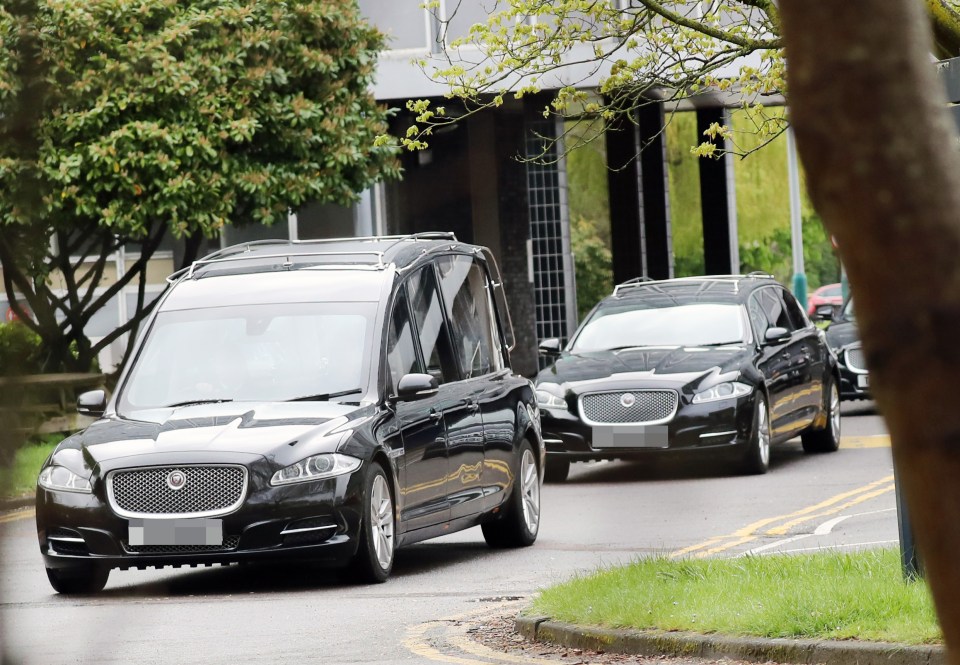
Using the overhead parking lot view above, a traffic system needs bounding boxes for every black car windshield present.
[118,302,375,413]
[571,303,747,351]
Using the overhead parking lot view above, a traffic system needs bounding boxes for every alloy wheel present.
[757,398,770,467]
[830,383,841,442]
[369,474,394,570]
[519,449,540,535]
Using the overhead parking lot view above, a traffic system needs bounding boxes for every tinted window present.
[571,303,746,351]
[386,286,421,395]
[747,292,768,338]
[436,255,502,378]
[759,288,794,331]
[408,266,458,385]
[780,289,810,330]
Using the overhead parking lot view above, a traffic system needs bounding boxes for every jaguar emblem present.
[620,393,636,408]
[166,470,187,491]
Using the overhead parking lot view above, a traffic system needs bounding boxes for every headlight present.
[536,388,567,409]
[692,381,752,404]
[38,465,93,493]
[270,453,362,486]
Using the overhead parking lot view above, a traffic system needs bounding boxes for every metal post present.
[893,462,923,580]
[786,127,807,304]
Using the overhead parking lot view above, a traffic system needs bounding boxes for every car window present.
[386,285,422,395]
[571,302,746,350]
[747,292,768,338]
[779,288,810,330]
[436,255,503,378]
[759,287,795,331]
[119,302,374,411]
[407,265,459,385]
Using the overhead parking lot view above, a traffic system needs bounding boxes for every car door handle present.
[429,409,443,422]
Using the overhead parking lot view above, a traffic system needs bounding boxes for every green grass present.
[531,549,941,645]
[0,435,60,499]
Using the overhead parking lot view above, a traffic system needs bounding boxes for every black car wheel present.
[347,461,395,583]
[740,393,771,475]
[46,564,109,594]
[801,379,841,453]
[482,440,540,548]
[543,457,570,483]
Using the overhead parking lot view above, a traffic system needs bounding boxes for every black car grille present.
[108,465,246,518]
[123,536,241,555]
[845,346,867,372]
[580,390,678,424]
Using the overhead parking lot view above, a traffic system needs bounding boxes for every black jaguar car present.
[36,234,543,593]
[535,275,841,481]
[823,298,870,401]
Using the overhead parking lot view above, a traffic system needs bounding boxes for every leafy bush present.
[570,216,613,323]
[0,321,43,376]
[739,213,840,289]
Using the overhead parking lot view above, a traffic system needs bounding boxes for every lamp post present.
[786,126,807,305]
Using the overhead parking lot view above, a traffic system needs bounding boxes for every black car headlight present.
[38,465,93,493]
[270,453,362,486]
[692,381,752,404]
[535,385,567,409]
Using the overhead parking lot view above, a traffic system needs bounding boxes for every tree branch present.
[636,0,781,49]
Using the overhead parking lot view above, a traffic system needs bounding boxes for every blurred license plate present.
[128,518,223,546]
[592,425,668,449]
[858,375,869,388]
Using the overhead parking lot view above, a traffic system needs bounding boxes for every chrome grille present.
[846,346,868,373]
[124,536,241,555]
[580,390,678,425]
[108,465,247,519]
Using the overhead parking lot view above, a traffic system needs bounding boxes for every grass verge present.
[531,549,941,645]
[0,435,60,499]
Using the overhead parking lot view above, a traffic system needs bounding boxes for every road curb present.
[515,616,945,665]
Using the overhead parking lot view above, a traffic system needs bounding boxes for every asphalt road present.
[0,400,896,665]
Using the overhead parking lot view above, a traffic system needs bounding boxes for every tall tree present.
[0,0,398,373]
[780,1,960,657]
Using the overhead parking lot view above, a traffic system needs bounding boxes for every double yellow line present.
[672,474,895,559]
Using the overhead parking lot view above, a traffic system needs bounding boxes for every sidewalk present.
[516,615,945,665]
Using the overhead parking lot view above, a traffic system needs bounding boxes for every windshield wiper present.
[694,341,743,347]
[287,388,362,402]
[163,399,233,408]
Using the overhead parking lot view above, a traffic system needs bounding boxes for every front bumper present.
[36,465,366,572]
[539,392,758,461]
[837,363,870,401]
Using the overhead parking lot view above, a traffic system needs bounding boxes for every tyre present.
[802,379,841,453]
[739,393,771,475]
[543,457,570,483]
[46,565,109,594]
[482,441,541,548]
[347,461,395,583]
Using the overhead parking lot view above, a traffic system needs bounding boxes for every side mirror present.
[395,373,439,402]
[763,327,791,345]
[77,390,107,418]
[815,305,835,321]
[538,338,562,357]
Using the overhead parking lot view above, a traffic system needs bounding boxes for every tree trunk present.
[780,1,960,659]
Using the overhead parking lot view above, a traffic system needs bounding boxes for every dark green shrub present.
[0,321,43,376]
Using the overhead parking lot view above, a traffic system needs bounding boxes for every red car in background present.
[807,282,843,318]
